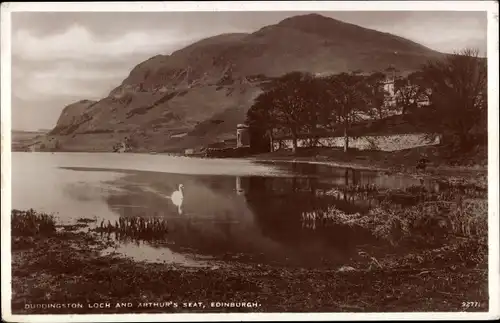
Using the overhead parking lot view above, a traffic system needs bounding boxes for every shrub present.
[11,209,56,237]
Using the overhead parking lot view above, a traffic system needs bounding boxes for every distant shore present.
[11,126,487,179]
[249,151,488,180]
[12,145,487,181]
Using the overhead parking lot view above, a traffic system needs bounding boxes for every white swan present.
[171,184,184,214]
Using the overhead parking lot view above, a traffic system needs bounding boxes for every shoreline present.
[12,148,487,178]
[250,157,388,171]
[11,169,489,314]
[11,221,488,314]
[250,156,488,181]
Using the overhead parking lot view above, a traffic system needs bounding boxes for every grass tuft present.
[92,216,169,241]
[12,209,56,237]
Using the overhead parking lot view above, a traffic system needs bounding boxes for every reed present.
[310,179,488,245]
[300,205,368,231]
[367,196,487,245]
[343,183,379,194]
[303,179,487,233]
[448,198,487,238]
[11,209,56,237]
[92,216,169,241]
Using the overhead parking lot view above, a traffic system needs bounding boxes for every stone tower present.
[236,124,250,148]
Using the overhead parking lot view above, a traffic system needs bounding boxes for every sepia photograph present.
[1,1,499,322]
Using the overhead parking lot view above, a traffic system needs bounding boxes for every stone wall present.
[272,133,441,152]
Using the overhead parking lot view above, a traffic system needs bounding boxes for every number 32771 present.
[462,301,481,308]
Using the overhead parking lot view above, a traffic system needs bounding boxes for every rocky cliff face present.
[51,100,97,135]
[50,14,444,152]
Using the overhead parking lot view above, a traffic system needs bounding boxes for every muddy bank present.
[11,216,488,314]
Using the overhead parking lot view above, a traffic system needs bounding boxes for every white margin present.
[487,3,500,322]
[1,1,499,322]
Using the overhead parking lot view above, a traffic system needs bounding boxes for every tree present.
[323,72,371,152]
[247,71,320,153]
[267,72,305,152]
[295,76,333,147]
[393,71,430,115]
[394,76,419,115]
[246,90,274,153]
[421,48,487,151]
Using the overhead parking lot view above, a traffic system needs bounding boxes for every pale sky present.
[11,11,487,131]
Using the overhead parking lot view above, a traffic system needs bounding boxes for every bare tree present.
[422,48,487,151]
[269,72,315,152]
[394,71,430,115]
[323,72,370,152]
[394,77,420,115]
[247,71,319,153]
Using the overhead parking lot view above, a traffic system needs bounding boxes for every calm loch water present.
[12,152,437,268]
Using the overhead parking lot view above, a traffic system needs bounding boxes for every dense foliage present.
[246,48,487,154]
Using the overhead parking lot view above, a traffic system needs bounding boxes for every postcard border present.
[1,1,499,322]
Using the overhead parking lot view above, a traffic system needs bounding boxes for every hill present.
[48,13,444,153]
[11,130,48,151]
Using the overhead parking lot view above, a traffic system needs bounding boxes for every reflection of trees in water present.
[243,175,378,254]
[243,172,378,214]
[103,169,422,263]
[94,165,484,266]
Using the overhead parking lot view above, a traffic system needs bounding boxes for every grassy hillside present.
[47,13,444,152]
